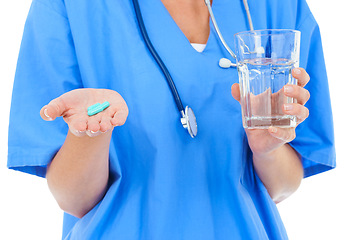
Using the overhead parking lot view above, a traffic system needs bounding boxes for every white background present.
[0,0,359,239]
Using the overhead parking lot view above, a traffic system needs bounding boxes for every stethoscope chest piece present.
[181,106,198,138]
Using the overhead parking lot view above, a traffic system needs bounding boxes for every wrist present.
[252,145,284,163]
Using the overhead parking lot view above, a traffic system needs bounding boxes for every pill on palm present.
[87,103,101,112]
[87,101,110,116]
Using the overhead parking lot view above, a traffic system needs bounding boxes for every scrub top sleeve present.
[290,12,336,178]
[7,0,82,178]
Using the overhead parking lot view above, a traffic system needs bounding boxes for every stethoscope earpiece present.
[219,58,236,68]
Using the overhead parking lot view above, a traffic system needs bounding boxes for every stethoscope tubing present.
[205,0,254,59]
[132,0,185,113]
[204,0,236,59]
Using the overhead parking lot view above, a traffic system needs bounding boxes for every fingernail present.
[293,68,301,75]
[90,130,99,134]
[44,109,53,120]
[284,104,293,111]
[284,85,293,94]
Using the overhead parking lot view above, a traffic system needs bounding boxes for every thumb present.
[231,83,241,102]
[40,97,66,121]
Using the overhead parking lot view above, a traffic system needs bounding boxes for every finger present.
[292,68,310,87]
[283,103,310,124]
[99,116,113,133]
[69,128,86,137]
[69,117,88,133]
[40,97,66,121]
[110,108,129,127]
[86,130,101,137]
[231,83,241,102]
[268,126,296,143]
[87,116,101,133]
[40,106,53,121]
[283,84,310,105]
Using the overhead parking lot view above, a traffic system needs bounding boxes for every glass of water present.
[234,29,301,129]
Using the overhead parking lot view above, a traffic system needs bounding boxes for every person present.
[7,0,336,239]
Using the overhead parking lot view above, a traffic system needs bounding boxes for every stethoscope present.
[132,0,254,138]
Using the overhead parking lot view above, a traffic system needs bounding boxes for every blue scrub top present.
[8,0,336,239]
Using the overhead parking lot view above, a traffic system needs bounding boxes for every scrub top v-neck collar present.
[138,0,248,63]
[137,0,220,57]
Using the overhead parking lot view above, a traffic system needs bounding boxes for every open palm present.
[40,88,128,137]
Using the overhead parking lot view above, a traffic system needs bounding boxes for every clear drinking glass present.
[234,29,301,129]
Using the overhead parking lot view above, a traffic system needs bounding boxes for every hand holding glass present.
[235,29,301,129]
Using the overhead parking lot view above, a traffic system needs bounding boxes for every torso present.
[59,0,303,238]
